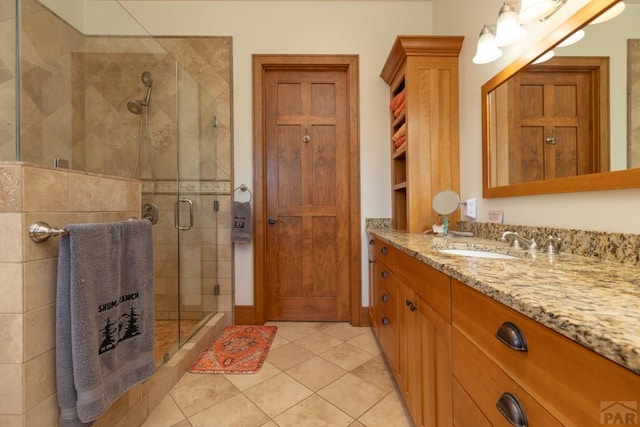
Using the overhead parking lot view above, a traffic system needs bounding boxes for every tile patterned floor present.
[143,322,414,427]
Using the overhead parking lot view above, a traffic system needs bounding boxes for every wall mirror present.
[482,0,640,198]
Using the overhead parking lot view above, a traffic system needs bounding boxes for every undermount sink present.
[437,248,517,259]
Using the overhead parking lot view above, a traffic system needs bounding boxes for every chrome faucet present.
[500,231,538,250]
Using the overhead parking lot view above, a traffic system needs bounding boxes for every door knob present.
[268,218,277,225]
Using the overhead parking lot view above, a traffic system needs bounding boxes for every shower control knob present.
[268,218,277,225]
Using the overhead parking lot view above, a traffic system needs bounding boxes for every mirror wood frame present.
[482,0,640,198]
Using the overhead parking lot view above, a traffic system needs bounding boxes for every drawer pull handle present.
[381,294,389,303]
[369,239,375,245]
[405,299,418,312]
[381,317,390,325]
[381,271,388,279]
[381,247,388,255]
[496,322,528,352]
[496,392,528,427]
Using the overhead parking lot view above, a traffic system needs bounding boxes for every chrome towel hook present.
[233,184,253,203]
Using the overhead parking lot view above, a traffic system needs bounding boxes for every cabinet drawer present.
[453,328,563,427]
[452,280,640,426]
[372,260,397,371]
[395,249,451,321]
[453,378,492,427]
[369,237,396,265]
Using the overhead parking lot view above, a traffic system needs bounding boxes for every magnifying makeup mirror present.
[432,190,460,236]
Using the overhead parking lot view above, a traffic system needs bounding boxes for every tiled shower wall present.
[0,163,141,425]
[5,2,234,323]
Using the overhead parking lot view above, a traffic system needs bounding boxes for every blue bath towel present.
[56,220,155,425]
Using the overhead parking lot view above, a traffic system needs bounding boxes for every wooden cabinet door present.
[417,294,452,427]
[397,280,421,424]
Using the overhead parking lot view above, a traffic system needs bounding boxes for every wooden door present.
[262,66,351,321]
[505,57,609,185]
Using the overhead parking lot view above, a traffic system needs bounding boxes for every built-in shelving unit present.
[380,35,464,233]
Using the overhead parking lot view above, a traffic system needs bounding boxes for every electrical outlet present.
[464,198,477,219]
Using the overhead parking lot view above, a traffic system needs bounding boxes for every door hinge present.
[213,283,221,296]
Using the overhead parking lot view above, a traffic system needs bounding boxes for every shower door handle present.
[174,198,193,230]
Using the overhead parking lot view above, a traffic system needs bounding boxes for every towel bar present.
[29,221,69,243]
[28,217,150,243]
[234,184,253,203]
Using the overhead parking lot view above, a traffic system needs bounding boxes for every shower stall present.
[3,0,228,367]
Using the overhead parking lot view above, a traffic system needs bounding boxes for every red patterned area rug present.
[188,325,277,374]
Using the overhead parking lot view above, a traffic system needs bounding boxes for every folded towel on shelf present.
[231,201,252,243]
[393,99,406,118]
[392,123,407,142]
[389,89,406,111]
[56,220,155,425]
[394,135,407,149]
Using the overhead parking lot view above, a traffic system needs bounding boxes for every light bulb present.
[557,29,585,48]
[590,1,625,25]
[533,50,555,64]
[472,25,503,65]
[495,2,526,47]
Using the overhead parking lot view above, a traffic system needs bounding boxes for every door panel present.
[265,68,350,321]
[508,65,597,184]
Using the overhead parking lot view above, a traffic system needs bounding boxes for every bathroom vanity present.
[367,229,640,426]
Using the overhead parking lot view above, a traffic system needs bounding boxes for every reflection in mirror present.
[482,0,640,197]
[432,190,460,236]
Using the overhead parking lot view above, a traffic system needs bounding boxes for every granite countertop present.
[368,228,640,375]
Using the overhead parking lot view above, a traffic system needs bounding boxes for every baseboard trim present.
[360,307,372,327]
[234,305,372,327]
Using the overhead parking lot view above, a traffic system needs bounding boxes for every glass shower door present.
[175,64,218,346]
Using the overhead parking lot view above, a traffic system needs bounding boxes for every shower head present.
[127,100,144,115]
[141,71,153,88]
[127,71,154,115]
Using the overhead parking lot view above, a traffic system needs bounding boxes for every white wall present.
[119,0,432,306]
[433,0,640,234]
[119,0,640,309]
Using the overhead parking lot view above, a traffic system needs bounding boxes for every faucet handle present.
[544,235,561,255]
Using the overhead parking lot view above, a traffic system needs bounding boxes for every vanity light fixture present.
[532,49,555,64]
[518,0,567,24]
[495,2,526,47]
[556,29,585,47]
[472,25,504,64]
[589,0,625,24]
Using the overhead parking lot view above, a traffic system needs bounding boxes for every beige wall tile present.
[113,395,149,427]
[24,394,58,427]
[0,262,23,313]
[22,166,68,212]
[0,314,23,363]
[23,303,55,361]
[24,349,55,411]
[0,415,22,427]
[0,213,22,262]
[218,260,231,279]
[23,257,57,311]
[0,364,23,414]
[68,173,138,212]
[0,167,22,212]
